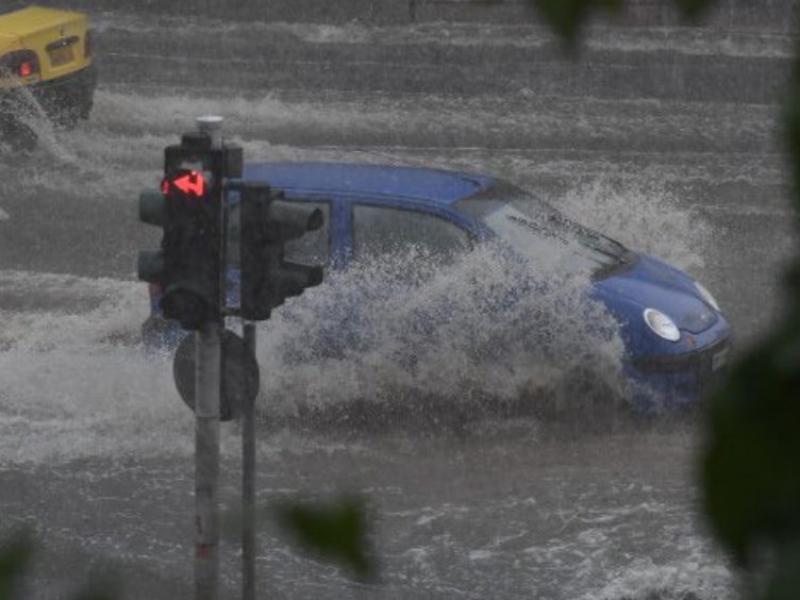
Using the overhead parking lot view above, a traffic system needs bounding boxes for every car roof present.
[242,161,494,206]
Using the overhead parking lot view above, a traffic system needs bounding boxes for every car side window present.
[352,204,470,261]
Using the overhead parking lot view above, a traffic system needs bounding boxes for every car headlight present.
[643,308,681,342]
[694,281,721,312]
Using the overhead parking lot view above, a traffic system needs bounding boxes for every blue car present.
[143,162,732,412]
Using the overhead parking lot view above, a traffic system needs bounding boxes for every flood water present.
[0,2,796,598]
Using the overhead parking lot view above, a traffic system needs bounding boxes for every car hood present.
[592,255,717,334]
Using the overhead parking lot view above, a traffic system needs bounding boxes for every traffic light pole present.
[195,320,221,600]
[194,116,224,600]
[140,117,322,599]
[242,321,256,600]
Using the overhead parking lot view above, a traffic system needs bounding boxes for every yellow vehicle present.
[0,5,96,134]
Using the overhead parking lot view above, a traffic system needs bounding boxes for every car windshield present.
[456,181,631,275]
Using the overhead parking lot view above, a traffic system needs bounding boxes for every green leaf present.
[672,0,716,20]
[765,544,800,600]
[70,578,120,600]
[700,37,800,599]
[0,534,33,600]
[275,497,374,580]
[532,0,719,46]
[702,317,800,565]
[531,0,623,46]
[71,591,117,600]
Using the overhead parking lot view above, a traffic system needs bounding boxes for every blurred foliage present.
[0,532,115,600]
[701,18,800,600]
[275,496,374,580]
[532,0,622,42]
[1,495,373,599]
[532,1,800,599]
[702,271,800,564]
[532,0,714,45]
[702,84,800,597]
[70,579,120,600]
[0,533,32,600]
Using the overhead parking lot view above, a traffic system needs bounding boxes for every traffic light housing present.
[238,182,324,321]
[137,132,242,330]
[137,189,168,284]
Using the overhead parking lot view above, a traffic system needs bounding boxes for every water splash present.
[0,272,192,466]
[0,83,76,163]
[255,243,626,424]
[0,239,627,463]
[557,177,712,274]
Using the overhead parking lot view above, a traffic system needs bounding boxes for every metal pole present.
[242,322,257,600]
[195,115,224,600]
[195,323,221,600]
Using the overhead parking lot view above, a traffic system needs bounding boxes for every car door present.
[306,199,473,357]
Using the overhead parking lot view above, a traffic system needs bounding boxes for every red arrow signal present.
[163,170,206,197]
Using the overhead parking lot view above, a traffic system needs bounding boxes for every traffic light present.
[137,188,168,286]
[238,182,324,321]
[137,131,242,330]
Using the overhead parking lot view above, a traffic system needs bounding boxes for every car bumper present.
[626,330,732,412]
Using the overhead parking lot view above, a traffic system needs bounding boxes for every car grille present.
[633,339,731,375]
